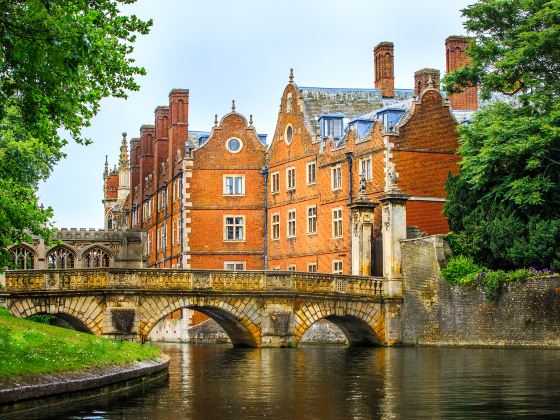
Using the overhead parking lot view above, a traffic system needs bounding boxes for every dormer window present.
[375,108,406,132]
[318,114,344,142]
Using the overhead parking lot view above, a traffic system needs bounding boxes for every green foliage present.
[441,257,535,301]
[442,0,560,270]
[0,308,161,379]
[441,255,482,285]
[0,0,152,269]
[442,0,560,112]
[27,314,56,324]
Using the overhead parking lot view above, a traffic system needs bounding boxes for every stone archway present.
[9,296,104,335]
[294,300,384,346]
[138,295,262,347]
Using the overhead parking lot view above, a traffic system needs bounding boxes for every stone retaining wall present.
[401,235,560,347]
[0,356,169,408]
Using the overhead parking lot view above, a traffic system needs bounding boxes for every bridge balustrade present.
[4,269,384,297]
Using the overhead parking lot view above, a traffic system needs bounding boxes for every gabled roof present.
[298,86,414,137]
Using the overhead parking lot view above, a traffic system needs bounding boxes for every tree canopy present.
[442,0,560,270]
[0,0,151,269]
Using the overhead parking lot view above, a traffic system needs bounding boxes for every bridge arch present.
[139,296,261,347]
[7,296,104,335]
[295,300,384,346]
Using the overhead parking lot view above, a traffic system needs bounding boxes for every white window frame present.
[331,164,342,190]
[332,207,343,238]
[287,209,296,238]
[271,171,280,194]
[286,167,296,191]
[271,212,280,240]
[332,260,343,274]
[224,215,245,242]
[224,261,246,270]
[307,205,317,235]
[146,232,151,256]
[360,156,373,181]
[306,161,316,185]
[161,224,167,250]
[223,174,245,196]
[287,264,296,271]
[307,262,317,273]
[171,219,176,245]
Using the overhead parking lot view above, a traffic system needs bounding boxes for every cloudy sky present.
[38,0,474,228]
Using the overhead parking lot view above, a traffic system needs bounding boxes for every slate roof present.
[299,86,414,137]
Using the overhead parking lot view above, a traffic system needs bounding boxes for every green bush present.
[441,256,482,285]
[441,257,535,301]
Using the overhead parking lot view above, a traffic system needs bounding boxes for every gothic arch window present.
[83,247,111,268]
[47,246,76,269]
[10,246,35,270]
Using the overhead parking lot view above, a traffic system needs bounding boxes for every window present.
[285,124,293,145]
[156,227,161,251]
[224,175,245,195]
[331,164,342,190]
[306,161,316,185]
[226,138,243,153]
[287,209,296,238]
[332,208,343,238]
[83,247,111,268]
[332,260,343,274]
[360,157,372,181]
[224,261,246,270]
[47,247,75,269]
[307,205,317,234]
[172,220,176,245]
[225,216,245,241]
[146,232,152,256]
[286,167,296,191]
[10,246,34,270]
[307,262,317,273]
[271,213,280,240]
[287,264,296,271]
[176,220,181,244]
[271,172,280,194]
[162,224,167,250]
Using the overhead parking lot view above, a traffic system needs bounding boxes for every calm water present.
[12,343,560,419]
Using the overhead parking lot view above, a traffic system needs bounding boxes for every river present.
[15,343,560,419]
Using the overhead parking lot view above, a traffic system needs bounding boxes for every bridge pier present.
[260,303,296,347]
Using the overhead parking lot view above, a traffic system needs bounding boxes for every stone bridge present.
[1,269,402,347]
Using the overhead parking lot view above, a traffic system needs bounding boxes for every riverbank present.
[0,308,167,406]
[0,308,161,379]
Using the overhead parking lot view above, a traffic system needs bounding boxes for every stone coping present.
[0,355,169,405]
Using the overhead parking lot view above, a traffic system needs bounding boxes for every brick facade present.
[101,36,473,276]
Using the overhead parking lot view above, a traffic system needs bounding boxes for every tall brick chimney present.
[445,36,478,110]
[168,89,189,176]
[374,42,394,98]
[414,68,440,96]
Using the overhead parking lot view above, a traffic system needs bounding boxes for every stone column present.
[349,203,378,276]
[378,188,409,294]
[378,185,408,345]
[348,173,378,276]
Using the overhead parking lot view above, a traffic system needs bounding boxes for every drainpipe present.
[345,152,353,275]
[178,169,184,269]
[162,181,168,267]
[261,167,269,270]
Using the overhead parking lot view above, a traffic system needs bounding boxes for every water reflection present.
[12,344,560,419]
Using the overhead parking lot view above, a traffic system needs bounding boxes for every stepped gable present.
[298,86,414,138]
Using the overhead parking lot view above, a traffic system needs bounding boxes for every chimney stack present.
[445,36,478,110]
[374,42,395,98]
[414,68,440,96]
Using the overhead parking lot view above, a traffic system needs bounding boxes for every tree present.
[0,0,151,269]
[442,0,560,269]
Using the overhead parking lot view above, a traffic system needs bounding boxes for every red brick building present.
[103,36,477,276]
